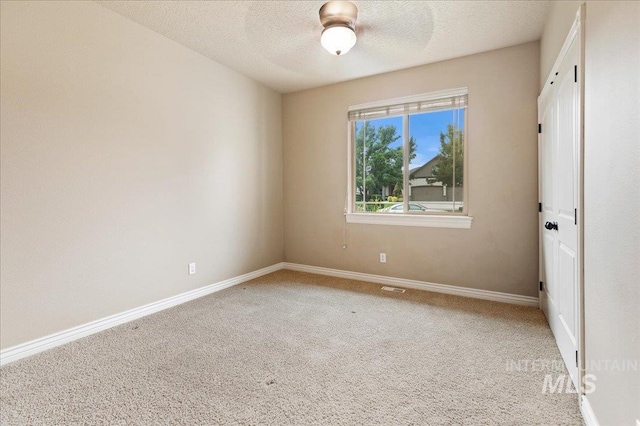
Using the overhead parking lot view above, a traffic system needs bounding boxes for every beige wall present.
[283,42,540,297]
[0,1,283,349]
[539,1,582,88]
[582,2,640,425]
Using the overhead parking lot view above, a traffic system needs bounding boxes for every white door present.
[539,37,580,389]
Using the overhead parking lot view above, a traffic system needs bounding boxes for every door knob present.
[544,221,558,231]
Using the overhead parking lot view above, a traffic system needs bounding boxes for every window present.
[347,88,472,228]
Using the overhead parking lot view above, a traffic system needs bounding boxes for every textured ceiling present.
[97,1,549,93]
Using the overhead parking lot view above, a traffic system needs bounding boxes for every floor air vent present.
[381,286,406,293]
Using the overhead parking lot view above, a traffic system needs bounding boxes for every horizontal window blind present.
[348,93,467,121]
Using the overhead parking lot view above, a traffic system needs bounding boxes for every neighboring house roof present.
[410,155,440,179]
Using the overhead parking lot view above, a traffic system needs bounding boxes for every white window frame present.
[346,88,472,229]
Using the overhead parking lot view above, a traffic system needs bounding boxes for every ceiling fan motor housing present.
[319,1,358,55]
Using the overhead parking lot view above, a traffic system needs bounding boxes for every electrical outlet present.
[188,263,196,275]
[379,253,386,263]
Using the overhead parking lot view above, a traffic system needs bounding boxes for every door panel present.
[557,72,576,219]
[541,103,555,212]
[542,233,555,303]
[558,243,577,345]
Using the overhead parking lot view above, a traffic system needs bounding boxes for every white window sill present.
[345,213,473,229]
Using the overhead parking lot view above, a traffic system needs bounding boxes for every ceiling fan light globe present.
[321,26,356,55]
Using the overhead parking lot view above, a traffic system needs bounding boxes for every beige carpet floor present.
[1,270,583,425]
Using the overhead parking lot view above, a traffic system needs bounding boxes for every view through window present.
[351,90,467,215]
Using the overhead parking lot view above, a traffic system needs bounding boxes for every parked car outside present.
[379,203,428,213]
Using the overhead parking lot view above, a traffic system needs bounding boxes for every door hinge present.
[539,202,542,212]
[575,208,577,225]
[540,281,544,291]
[576,351,579,367]
[538,123,542,134]
[574,65,578,83]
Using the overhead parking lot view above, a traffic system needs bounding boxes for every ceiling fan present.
[319,1,358,56]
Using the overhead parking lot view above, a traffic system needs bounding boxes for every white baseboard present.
[1,261,539,366]
[0,263,285,367]
[580,395,599,426]
[283,263,539,307]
